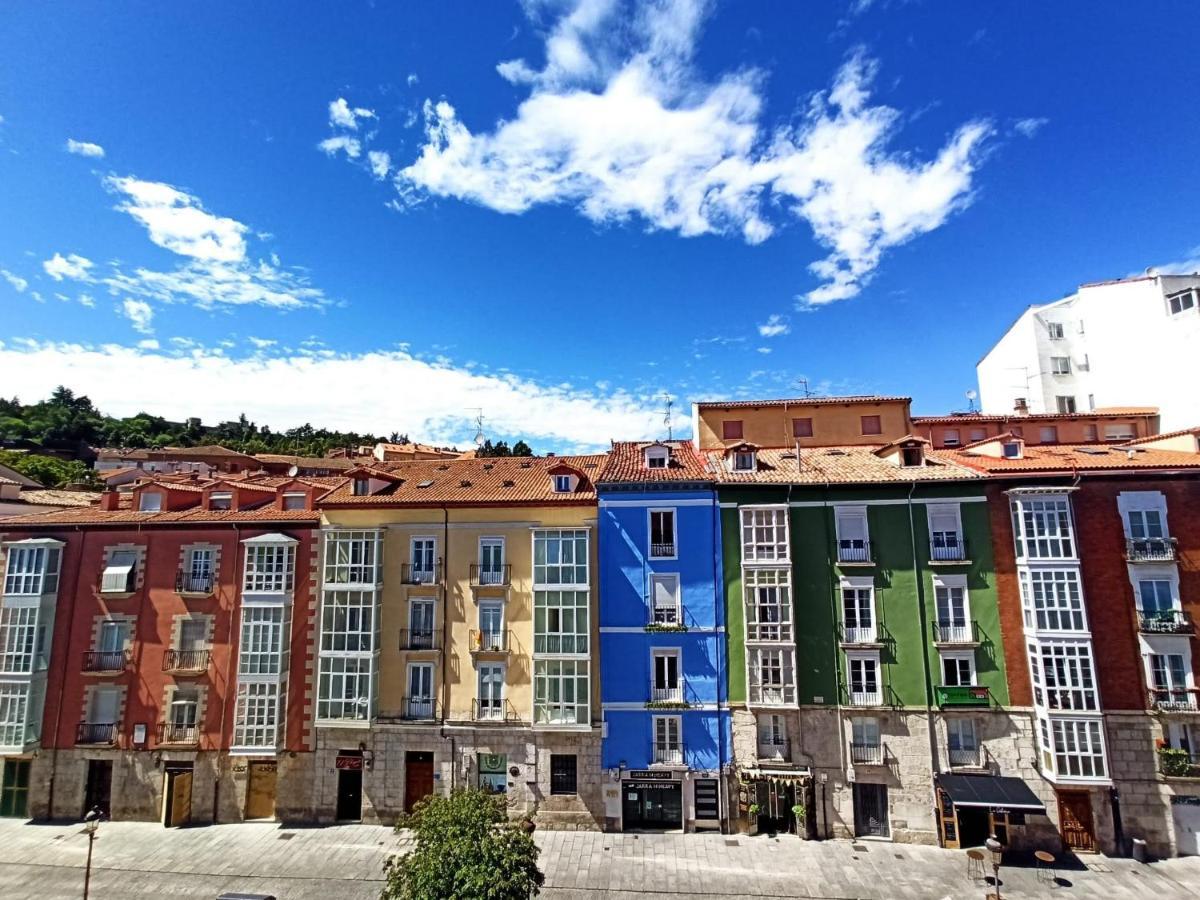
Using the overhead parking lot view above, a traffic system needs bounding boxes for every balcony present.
[849,742,883,765]
[758,736,790,761]
[157,722,199,745]
[837,541,874,565]
[81,650,129,673]
[399,629,441,651]
[848,690,882,707]
[1148,688,1200,712]
[1138,610,1194,635]
[472,698,520,723]
[469,564,511,588]
[749,685,796,706]
[650,542,676,558]
[935,685,991,708]
[649,686,684,706]
[399,697,438,721]
[175,570,214,594]
[76,723,116,745]
[469,629,511,655]
[162,649,211,673]
[948,745,981,768]
[929,537,969,563]
[652,742,685,766]
[401,560,442,585]
[1158,748,1200,778]
[933,621,980,645]
[646,606,686,631]
[839,623,883,648]
[1126,537,1178,562]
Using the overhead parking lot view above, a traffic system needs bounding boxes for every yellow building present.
[306,455,604,829]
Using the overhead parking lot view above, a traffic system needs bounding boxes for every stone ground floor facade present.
[304,722,604,828]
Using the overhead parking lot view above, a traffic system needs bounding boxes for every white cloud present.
[106,176,247,262]
[319,135,363,159]
[407,73,419,87]
[757,313,789,337]
[1013,117,1048,138]
[755,346,771,354]
[248,336,276,348]
[1151,246,1200,276]
[120,298,155,333]
[65,138,105,158]
[104,260,326,311]
[43,252,94,282]
[1,269,28,292]
[397,0,990,305]
[0,339,667,450]
[77,293,95,307]
[329,97,376,130]
[367,150,391,179]
[138,338,160,349]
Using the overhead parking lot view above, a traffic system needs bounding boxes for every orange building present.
[912,407,1159,449]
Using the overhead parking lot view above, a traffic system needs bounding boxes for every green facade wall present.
[721,482,1010,709]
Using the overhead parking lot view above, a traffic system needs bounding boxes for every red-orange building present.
[938,434,1200,856]
[913,407,1160,449]
[0,474,331,825]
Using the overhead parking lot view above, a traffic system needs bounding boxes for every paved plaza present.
[1,818,1199,900]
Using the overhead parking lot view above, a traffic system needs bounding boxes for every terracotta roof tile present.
[0,506,320,527]
[18,489,102,508]
[253,454,357,470]
[912,408,1158,425]
[317,455,605,506]
[1123,426,1200,446]
[933,443,1200,475]
[598,442,712,483]
[704,445,980,485]
[696,395,909,410]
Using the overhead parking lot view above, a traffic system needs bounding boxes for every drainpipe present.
[438,505,452,789]
[823,482,845,782]
[212,523,242,824]
[47,524,88,820]
[905,480,940,836]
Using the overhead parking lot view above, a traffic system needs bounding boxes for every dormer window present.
[1002,442,1022,459]
[900,446,925,467]
[353,478,370,496]
[553,474,572,493]
[138,492,162,512]
[209,492,232,511]
[282,492,306,510]
[732,450,756,472]
[645,446,669,470]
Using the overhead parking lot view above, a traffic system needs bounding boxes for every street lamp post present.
[82,806,101,900]
[984,834,1003,900]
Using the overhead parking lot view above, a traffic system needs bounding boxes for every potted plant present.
[747,803,760,836]
[792,803,807,839]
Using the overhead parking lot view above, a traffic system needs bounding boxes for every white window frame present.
[644,446,669,469]
[478,537,505,581]
[1010,494,1076,560]
[0,606,39,674]
[933,574,972,641]
[406,662,435,718]
[851,716,881,749]
[477,662,506,720]
[648,573,680,626]
[534,590,589,655]
[138,492,162,512]
[316,655,376,722]
[1019,568,1087,632]
[244,543,295,594]
[835,506,870,563]
[232,681,280,749]
[409,597,437,641]
[647,508,677,560]
[1145,648,1194,706]
[947,717,978,752]
[731,450,756,472]
[323,530,382,587]
[2,542,62,596]
[533,658,589,726]
[409,536,438,583]
[840,576,876,643]
[0,682,31,747]
[1047,717,1107,779]
[652,714,683,765]
[1029,639,1098,711]
[532,529,589,587]
[100,550,138,594]
[744,568,792,642]
[846,651,881,706]
[1167,288,1197,316]
[1117,491,1171,540]
[282,491,306,510]
[553,474,573,493]
[740,506,789,563]
[748,646,796,706]
[1047,321,1065,340]
[238,606,284,676]
[651,648,682,703]
[927,504,964,560]
[209,491,233,510]
[939,650,976,687]
[758,713,787,755]
[1050,357,1072,375]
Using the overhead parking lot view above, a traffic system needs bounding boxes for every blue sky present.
[2,1,1198,451]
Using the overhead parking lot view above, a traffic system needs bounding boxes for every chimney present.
[1013,397,1029,416]
[100,491,121,511]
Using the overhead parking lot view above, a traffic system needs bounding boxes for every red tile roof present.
[696,395,910,410]
[315,455,605,506]
[933,443,1200,475]
[704,445,980,485]
[0,506,320,527]
[912,408,1157,425]
[598,442,712,483]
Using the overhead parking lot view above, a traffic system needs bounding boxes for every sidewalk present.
[0,818,1198,900]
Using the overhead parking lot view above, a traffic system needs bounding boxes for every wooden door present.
[245,762,277,820]
[84,761,112,818]
[1057,790,1096,852]
[166,770,193,827]
[0,761,30,818]
[404,752,434,813]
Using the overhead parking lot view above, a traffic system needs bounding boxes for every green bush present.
[382,788,544,900]
[1158,747,1195,778]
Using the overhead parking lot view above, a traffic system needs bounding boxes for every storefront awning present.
[937,774,1046,812]
[741,767,811,780]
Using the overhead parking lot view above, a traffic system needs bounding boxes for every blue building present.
[597,441,731,831]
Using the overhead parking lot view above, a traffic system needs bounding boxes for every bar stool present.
[1035,850,1056,885]
[966,848,987,882]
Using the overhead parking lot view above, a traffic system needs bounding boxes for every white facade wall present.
[978,275,1200,430]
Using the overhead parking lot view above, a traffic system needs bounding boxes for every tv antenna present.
[965,389,978,413]
[468,408,485,447]
[796,377,813,398]
[663,393,674,441]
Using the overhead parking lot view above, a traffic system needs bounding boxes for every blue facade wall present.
[597,487,731,772]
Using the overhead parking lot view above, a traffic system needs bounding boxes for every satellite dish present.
[965,390,977,400]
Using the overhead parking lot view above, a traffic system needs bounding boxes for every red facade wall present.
[986,482,1034,707]
[10,522,317,753]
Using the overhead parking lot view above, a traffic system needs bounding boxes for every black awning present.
[937,774,1047,812]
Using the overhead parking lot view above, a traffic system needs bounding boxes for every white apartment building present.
[977,273,1200,431]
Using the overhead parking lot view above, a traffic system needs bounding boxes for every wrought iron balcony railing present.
[1126,537,1178,562]
[469,629,511,654]
[398,629,441,651]
[472,698,520,723]
[81,650,129,673]
[837,541,873,564]
[933,621,980,644]
[162,649,211,673]
[649,686,683,704]
[758,736,790,761]
[929,537,969,562]
[653,742,685,765]
[848,690,882,707]
[76,722,116,745]
[1138,610,1194,635]
[840,623,880,646]
[401,560,442,585]
[399,697,438,721]
[469,564,511,587]
[948,746,981,768]
[157,722,199,745]
[1149,688,1200,712]
[850,742,883,764]
[650,542,676,558]
[175,570,214,594]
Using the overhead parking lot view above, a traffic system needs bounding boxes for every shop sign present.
[336,755,364,771]
[627,770,674,780]
[624,781,678,790]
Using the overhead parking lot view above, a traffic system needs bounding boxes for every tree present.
[511,440,533,457]
[382,789,544,900]
[0,450,99,488]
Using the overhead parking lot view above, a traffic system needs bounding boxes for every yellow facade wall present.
[319,505,599,725]
[694,399,912,449]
